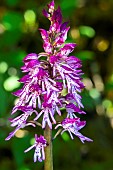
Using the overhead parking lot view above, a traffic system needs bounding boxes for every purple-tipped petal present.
[60,22,69,32]
[43,42,52,54]
[39,29,49,41]
[17,105,33,112]
[23,53,38,62]
[52,7,62,25]
[26,60,39,69]
[66,103,86,114]
[55,26,70,47]
[18,75,30,83]
[47,0,54,13]
[12,89,23,97]
[47,0,54,9]
[42,9,50,18]
[60,43,77,56]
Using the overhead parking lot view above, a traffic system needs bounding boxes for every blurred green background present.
[0,0,113,169]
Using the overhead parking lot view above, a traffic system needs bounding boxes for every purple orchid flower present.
[55,118,93,143]
[24,135,47,162]
[6,106,37,140]
[6,0,92,163]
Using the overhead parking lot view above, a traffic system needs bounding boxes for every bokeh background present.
[0,0,113,169]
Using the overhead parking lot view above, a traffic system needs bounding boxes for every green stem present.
[44,125,53,170]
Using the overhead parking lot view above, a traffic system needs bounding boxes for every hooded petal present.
[60,43,77,56]
[66,103,86,114]
[39,29,49,42]
[23,53,38,62]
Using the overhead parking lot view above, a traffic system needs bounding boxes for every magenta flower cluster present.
[6,0,92,162]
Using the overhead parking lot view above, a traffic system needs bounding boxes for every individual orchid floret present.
[34,100,56,129]
[24,135,47,162]
[55,118,93,143]
[5,106,37,140]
